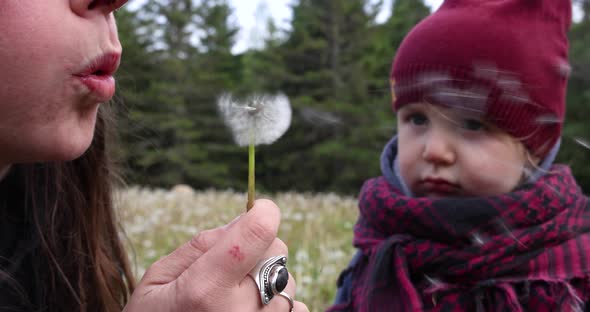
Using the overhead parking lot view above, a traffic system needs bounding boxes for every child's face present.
[397,103,531,198]
[0,1,124,166]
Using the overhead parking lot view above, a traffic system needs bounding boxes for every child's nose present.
[422,130,456,166]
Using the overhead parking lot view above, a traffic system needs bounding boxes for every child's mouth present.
[420,178,460,196]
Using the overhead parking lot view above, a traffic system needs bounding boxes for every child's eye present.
[462,119,485,131]
[408,113,428,126]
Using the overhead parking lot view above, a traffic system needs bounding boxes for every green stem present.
[247,130,255,211]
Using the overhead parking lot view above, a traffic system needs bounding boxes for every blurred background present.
[115,0,589,195]
[114,1,589,310]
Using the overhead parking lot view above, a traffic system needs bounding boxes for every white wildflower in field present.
[117,187,358,312]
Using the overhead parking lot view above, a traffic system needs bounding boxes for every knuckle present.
[189,230,211,253]
[243,215,277,247]
[139,265,155,281]
[188,284,211,306]
[142,255,166,278]
[178,275,218,309]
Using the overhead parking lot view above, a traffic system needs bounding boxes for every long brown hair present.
[0,104,135,311]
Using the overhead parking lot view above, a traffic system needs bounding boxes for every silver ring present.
[278,291,294,312]
[248,255,289,305]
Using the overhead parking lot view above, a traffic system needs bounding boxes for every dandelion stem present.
[247,127,255,211]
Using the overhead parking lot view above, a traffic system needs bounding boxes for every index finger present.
[178,199,281,291]
[141,214,240,285]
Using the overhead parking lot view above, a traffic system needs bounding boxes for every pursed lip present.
[73,52,121,102]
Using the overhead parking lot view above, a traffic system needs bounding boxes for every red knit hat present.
[391,0,572,157]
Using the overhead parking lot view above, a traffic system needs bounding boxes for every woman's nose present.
[422,130,456,166]
[71,0,128,17]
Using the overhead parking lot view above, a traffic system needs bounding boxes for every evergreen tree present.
[142,0,200,58]
[251,0,388,193]
[115,7,161,183]
[116,0,242,188]
[279,0,377,102]
[122,0,200,186]
[186,0,244,189]
[366,0,430,99]
[239,17,288,94]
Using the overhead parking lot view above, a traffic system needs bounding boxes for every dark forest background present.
[114,0,590,195]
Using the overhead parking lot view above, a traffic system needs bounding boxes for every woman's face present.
[0,0,127,167]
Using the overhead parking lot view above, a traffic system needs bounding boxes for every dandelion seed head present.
[217,92,292,146]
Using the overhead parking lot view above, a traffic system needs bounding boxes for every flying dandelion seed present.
[217,92,292,211]
[497,76,522,91]
[470,232,486,246]
[418,72,453,87]
[574,137,590,151]
[556,60,572,78]
[473,63,500,81]
[536,115,562,125]
[300,107,342,126]
[424,275,443,287]
[431,86,489,117]
[495,219,527,249]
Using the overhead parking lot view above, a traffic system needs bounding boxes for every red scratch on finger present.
[229,245,245,262]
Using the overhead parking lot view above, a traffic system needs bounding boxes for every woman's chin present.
[47,112,99,161]
[57,135,96,161]
[9,140,93,165]
[57,142,93,161]
[33,126,97,163]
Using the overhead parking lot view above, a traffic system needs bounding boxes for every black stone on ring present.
[271,267,289,294]
[248,255,289,305]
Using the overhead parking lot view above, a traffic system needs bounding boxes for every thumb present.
[177,199,280,291]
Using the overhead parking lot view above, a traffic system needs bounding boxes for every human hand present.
[123,199,309,312]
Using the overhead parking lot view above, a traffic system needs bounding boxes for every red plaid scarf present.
[348,165,590,311]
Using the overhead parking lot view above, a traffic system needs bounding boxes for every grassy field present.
[117,186,359,312]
